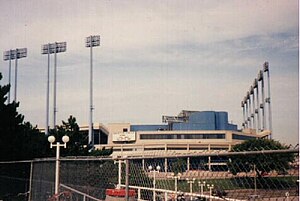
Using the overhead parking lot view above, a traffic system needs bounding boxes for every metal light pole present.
[48,135,70,196]
[186,178,195,201]
[264,62,272,138]
[241,101,245,129]
[85,35,100,149]
[3,50,13,103]
[3,48,27,103]
[14,48,27,102]
[247,92,251,128]
[198,181,206,196]
[149,165,161,201]
[244,97,248,128]
[42,42,66,132]
[42,44,50,135]
[250,86,255,130]
[250,85,256,132]
[207,184,214,201]
[53,44,57,130]
[258,70,265,131]
[253,78,260,132]
[14,50,18,102]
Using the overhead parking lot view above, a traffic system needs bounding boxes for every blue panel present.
[189,111,215,124]
[226,124,238,130]
[216,112,228,130]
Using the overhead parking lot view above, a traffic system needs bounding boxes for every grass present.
[156,176,298,192]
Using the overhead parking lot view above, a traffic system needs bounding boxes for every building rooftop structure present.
[131,110,238,132]
[92,110,270,171]
[95,110,269,154]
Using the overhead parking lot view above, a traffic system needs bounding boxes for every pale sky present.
[0,0,298,145]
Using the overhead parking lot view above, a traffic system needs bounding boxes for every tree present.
[0,73,51,161]
[170,158,187,175]
[228,138,295,177]
[50,115,113,156]
[0,73,52,200]
[49,115,89,156]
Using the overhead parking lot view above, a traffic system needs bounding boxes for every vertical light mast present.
[85,35,100,148]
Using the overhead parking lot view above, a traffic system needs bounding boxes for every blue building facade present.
[130,111,237,131]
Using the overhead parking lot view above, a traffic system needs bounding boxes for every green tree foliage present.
[51,115,89,156]
[50,115,113,156]
[170,158,187,175]
[228,138,295,176]
[0,73,50,161]
[0,72,51,200]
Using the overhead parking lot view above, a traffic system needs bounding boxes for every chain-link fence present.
[0,148,299,201]
[0,160,32,201]
[124,149,299,201]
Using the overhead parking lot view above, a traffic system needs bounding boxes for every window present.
[123,128,128,132]
[140,133,225,140]
[232,134,257,140]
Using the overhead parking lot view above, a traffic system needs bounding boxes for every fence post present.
[28,161,33,201]
[138,188,141,200]
[125,157,129,201]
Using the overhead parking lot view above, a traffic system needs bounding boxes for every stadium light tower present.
[241,101,245,129]
[253,78,260,132]
[250,86,256,130]
[42,42,67,133]
[3,50,13,103]
[264,62,272,138]
[3,48,27,103]
[258,70,265,131]
[85,35,100,148]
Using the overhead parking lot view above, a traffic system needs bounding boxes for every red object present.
[106,188,136,197]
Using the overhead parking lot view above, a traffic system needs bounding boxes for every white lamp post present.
[148,165,161,201]
[207,184,214,201]
[198,181,206,195]
[48,135,69,196]
[168,173,181,199]
[114,159,126,189]
[186,178,195,201]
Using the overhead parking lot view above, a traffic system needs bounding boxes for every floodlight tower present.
[241,101,245,129]
[250,86,256,131]
[3,50,13,103]
[42,44,51,135]
[243,96,248,128]
[247,91,252,129]
[258,70,265,131]
[3,48,27,102]
[253,78,260,132]
[264,62,272,138]
[42,42,67,132]
[14,48,27,102]
[85,35,100,148]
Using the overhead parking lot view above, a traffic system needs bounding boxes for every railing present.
[119,184,246,201]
